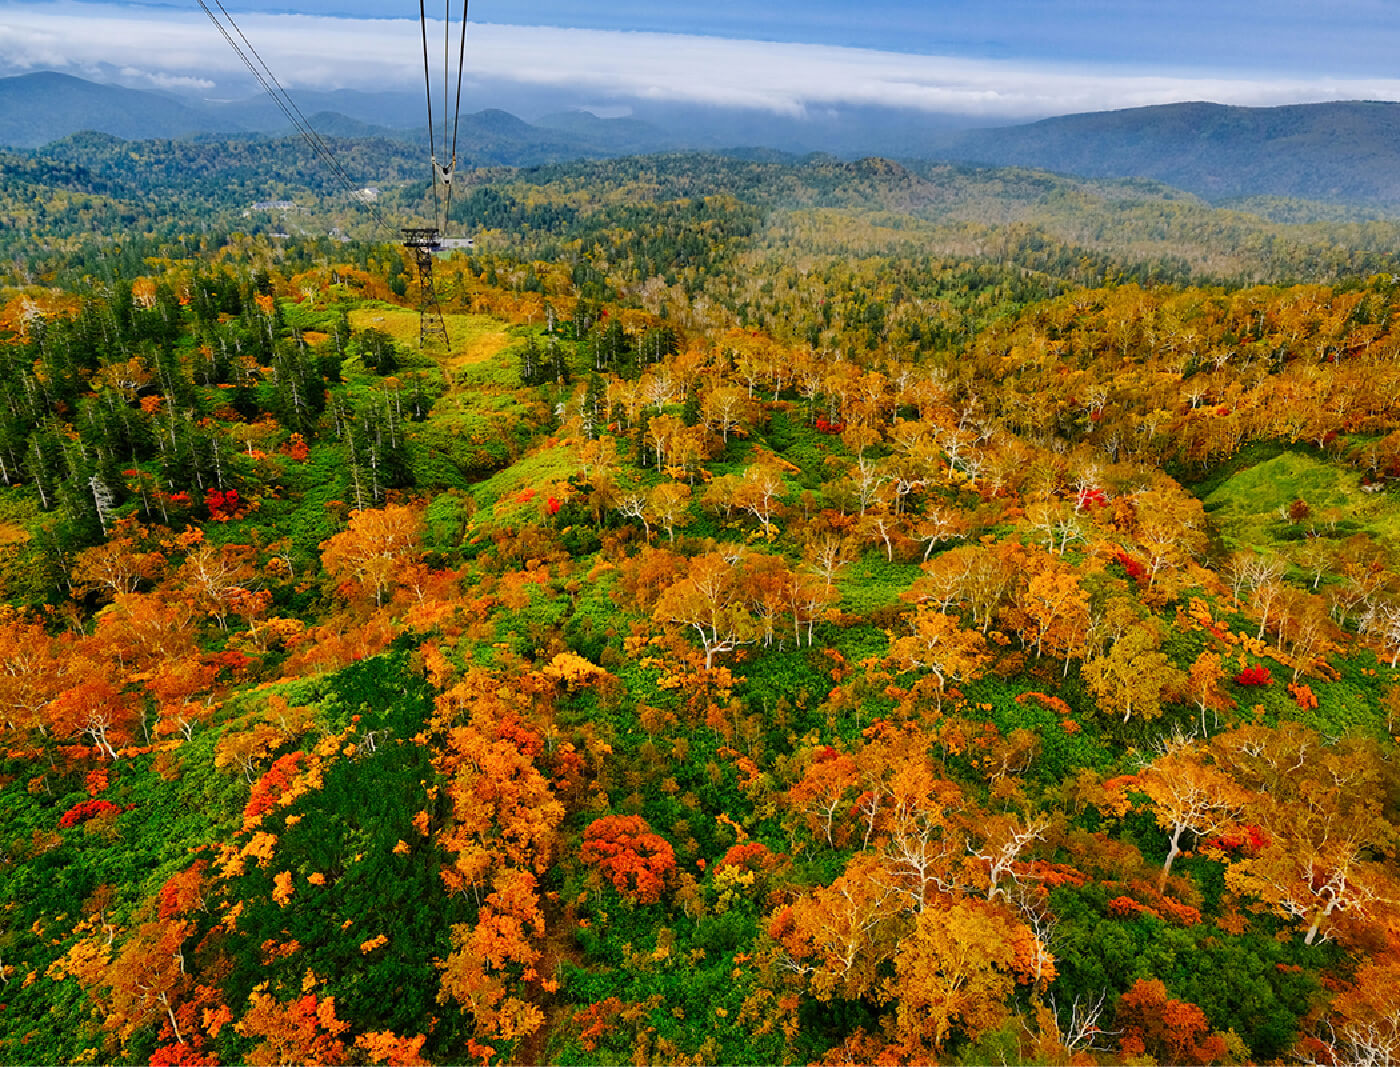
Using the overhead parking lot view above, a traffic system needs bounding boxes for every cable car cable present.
[417,0,470,235]
[443,0,470,233]
[417,0,442,230]
[209,0,382,225]
[194,0,392,234]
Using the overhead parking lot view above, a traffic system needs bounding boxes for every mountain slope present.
[0,71,246,148]
[930,100,1400,206]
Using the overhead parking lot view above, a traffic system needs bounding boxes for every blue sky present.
[2,0,1398,120]
[187,0,1400,74]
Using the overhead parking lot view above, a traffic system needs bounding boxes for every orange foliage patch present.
[1015,691,1073,716]
[574,996,624,1052]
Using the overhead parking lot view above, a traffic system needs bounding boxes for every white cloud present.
[118,66,215,91]
[2,1,1399,118]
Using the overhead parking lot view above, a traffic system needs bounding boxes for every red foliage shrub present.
[1016,691,1073,716]
[1234,665,1272,686]
[1076,486,1107,509]
[573,997,624,1052]
[1202,824,1269,856]
[1108,885,1200,926]
[1108,895,1153,920]
[813,417,846,435]
[716,841,782,874]
[58,798,123,828]
[284,432,310,462]
[1287,681,1318,709]
[205,488,241,521]
[1114,551,1147,580]
[580,815,676,904]
[150,1043,218,1066]
[1021,861,1087,889]
[209,649,253,675]
[1116,978,1226,1065]
[158,859,209,920]
[1156,898,1203,926]
[494,716,545,759]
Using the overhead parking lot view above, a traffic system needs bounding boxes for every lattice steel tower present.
[402,227,449,349]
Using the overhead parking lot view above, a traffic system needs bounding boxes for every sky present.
[2,0,1400,123]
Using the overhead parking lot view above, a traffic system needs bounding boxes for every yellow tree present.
[0,611,67,740]
[438,867,548,1050]
[236,984,350,1066]
[434,697,565,896]
[319,505,424,608]
[1217,727,1398,945]
[72,525,166,600]
[646,482,692,543]
[885,900,1046,1057]
[1306,956,1400,1066]
[1226,793,1396,945]
[888,605,991,705]
[103,919,195,1047]
[652,552,758,669]
[1185,651,1235,735]
[732,462,787,533]
[1132,484,1209,591]
[1139,742,1251,886]
[174,541,258,630]
[702,385,751,444]
[1018,558,1091,669]
[872,757,965,912]
[785,749,861,846]
[1083,623,1184,723]
[769,853,901,1001]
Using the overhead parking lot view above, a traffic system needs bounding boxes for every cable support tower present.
[401,228,450,348]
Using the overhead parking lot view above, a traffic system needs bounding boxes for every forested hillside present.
[2,151,1400,1067]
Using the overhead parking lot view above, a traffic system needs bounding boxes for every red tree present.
[580,815,676,904]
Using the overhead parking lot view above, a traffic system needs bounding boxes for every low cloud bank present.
[3,2,1399,119]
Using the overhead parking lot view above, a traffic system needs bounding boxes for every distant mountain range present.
[6,72,1400,210]
[0,71,679,165]
[0,71,239,145]
[927,100,1400,207]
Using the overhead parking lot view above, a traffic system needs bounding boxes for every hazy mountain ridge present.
[931,100,1400,207]
[0,72,673,163]
[9,73,1400,212]
[0,71,246,147]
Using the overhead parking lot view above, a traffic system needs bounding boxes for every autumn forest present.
[2,148,1400,1067]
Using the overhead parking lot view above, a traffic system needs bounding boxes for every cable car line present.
[195,0,475,346]
[417,0,441,229]
[444,0,471,235]
[417,0,471,238]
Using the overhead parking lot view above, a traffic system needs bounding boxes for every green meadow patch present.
[1204,448,1400,550]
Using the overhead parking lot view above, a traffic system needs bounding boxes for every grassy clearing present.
[1204,449,1400,550]
[344,306,551,487]
[466,443,580,527]
[348,306,515,384]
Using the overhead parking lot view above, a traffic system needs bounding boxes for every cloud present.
[118,67,215,91]
[2,1,1399,119]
